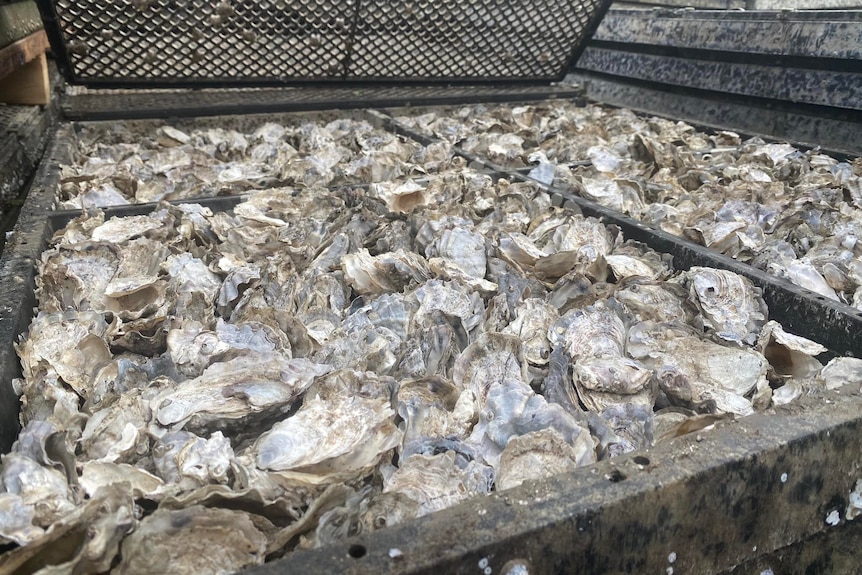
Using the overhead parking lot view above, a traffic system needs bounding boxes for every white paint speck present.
[781,473,788,483]
[479,558,489,569]
[668,552,677,564]
[753,546,757,552]
[760,569,775,575]
[846,479,862,521]
[388,548,403,559]
[826,510,841,526]
[666,567,674,575]
[484,568,493,575]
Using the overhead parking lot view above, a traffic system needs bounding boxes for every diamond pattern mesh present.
[38,0,610,86]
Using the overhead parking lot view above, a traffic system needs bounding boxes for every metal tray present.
[3,102,862,574]
[4,116,862,575]
[575,8,862,126]
[35,0,611,87]
[57,84,586,122]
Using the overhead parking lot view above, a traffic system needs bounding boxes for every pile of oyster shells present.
[58,117,455,208]
[1,119,859,573]
[395,102,862,308]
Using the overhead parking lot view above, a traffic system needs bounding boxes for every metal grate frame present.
[36,0,612,88]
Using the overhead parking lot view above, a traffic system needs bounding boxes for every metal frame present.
[58,84,586,121]
[34,0,613,88]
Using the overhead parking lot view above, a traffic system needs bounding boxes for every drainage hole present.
[348,544,367,559]
[606,469,627,483]
[632,455,650,466]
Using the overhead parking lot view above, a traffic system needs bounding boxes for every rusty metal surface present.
[246,389,862,574]
[595,8,862,59]
[577,47,862,111]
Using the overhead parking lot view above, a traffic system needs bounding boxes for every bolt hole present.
[633,455,650,466]
[348,544,367,559]
[606,469,626,483]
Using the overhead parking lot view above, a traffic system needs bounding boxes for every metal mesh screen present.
[36,0,611,87]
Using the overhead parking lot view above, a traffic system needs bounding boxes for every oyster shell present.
[17,310,114,400]
[453,333,527,405]
[151,354,331,432]
[342,249,431,295]
[757,320,826,380]
[79,462,166,498]
[501,299,559,366]
[79,386,160,463]
[816,357,862,390]
[0,486,135,574]
[382,451,493,517]
[679,267,768,345]
[252,395,401,478]
[0,493,43,545]
[551,301,654,412]
[496,427,591,491]
[0,452,75,527]
[468,378,595,469]
[628,321,767,415]
[115,506,267,575]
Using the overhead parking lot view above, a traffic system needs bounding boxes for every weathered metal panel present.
[569,72,862,156]
[617,0,862,8]
[577,47,862,110]
[595,8,862,59]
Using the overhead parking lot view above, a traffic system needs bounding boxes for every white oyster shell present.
[382,451,493,517]
[682,267,768,345]
[0,493,43,545]
[497,427,594,491]
[368,180,428,214]
[17,310,114,399]
[79,462,166,498]
[0,453,75,527]
[468,378,595,469]
[453,333,526,405]
[253,395,401,476]
[628,321,766,415]
[757,320,826,379]
[501,299,559,366]
[816,357,862,390]
[431,228,487,279]
[342,249,430,295]
[151,353,330,431]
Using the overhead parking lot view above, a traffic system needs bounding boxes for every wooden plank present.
[0,29,48,80]
[0,51,49,105]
